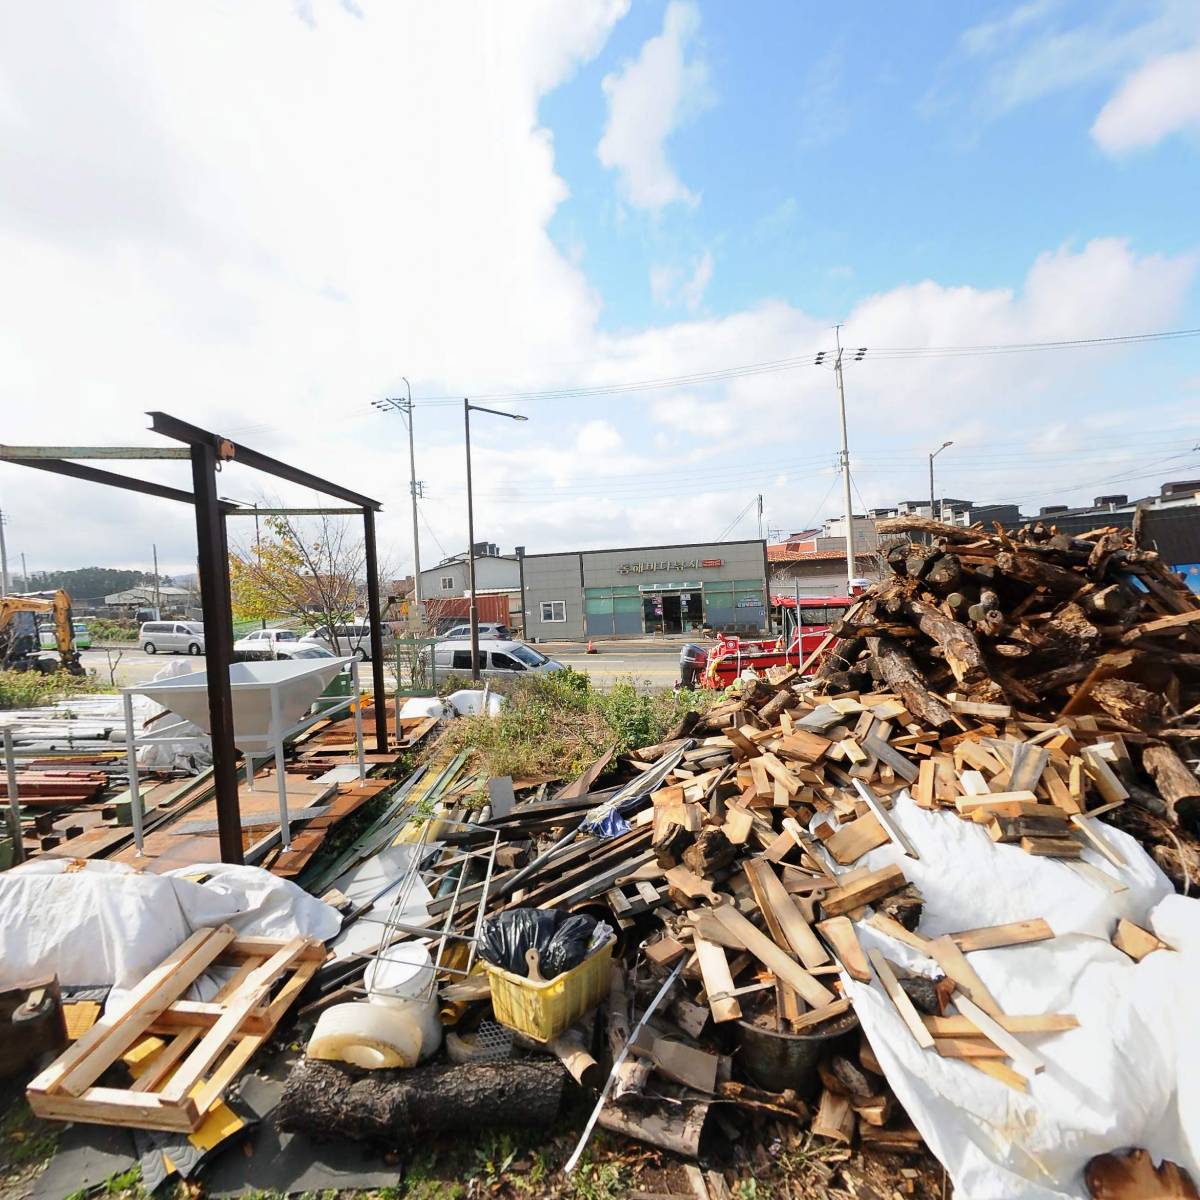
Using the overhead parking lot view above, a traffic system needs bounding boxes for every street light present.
[929,441,954,526]
[464,400,528,681]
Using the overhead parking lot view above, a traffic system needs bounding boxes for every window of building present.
[440,575,455,590]
[540,600,566,623]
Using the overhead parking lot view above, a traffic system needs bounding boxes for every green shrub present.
[442,669,717,780]
[87,618,138,642]
[0,670,111,710]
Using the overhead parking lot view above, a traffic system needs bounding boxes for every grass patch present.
[441,668,718,779]
[0,668,112,710]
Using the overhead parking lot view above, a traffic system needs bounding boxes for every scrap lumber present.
[866,949,934,1050]
[816,916,871,982]
[1112,918,1169,961]
[820,864,909,917]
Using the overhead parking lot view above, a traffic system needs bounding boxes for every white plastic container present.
[363,942,443,1062]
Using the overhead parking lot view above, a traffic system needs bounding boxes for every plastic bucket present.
[735,1009,859,1098]
[364,943,443,1060]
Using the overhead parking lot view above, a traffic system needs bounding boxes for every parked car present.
[274,643,342,661]
[438,622,511,641]
[301,621,395,661]
[424,638,564,679]
[39,620,92,651]
[140,620,205,655]
[233,628,305,657]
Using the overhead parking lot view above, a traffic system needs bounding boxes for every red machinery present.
[685,595,853,690]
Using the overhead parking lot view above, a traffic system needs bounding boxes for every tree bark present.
[276,1058,567,1143]
[866,637,955,728]
[905,600,999,697]
[597,1096,710,1157]
[1142,744,1200,834]
[995,550,1084,595]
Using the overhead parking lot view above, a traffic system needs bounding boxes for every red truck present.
[681,595,854,690]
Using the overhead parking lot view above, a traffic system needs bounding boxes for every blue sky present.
[1,0,1198,574]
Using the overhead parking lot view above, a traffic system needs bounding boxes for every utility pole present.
[756,494,764,541]
[21,553,29,593]
[373,380,424,627]
[463,400,529,681]
[834,325,856,591]
[152,544,161,614]
[0,507,9,597]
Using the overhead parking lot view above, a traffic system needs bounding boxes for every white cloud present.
[574,419,622,455]
[1092,45,1200,152]
[597,0,712,211]
[649,249,712,311]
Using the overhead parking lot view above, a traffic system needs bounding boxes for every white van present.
[140,621,205,655]
[428,638,564,679]
[302,621,395,661]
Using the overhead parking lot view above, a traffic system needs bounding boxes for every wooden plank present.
[820,864,909,917]
[158,937,314,1103]
[823,811,889,865]
[1020,835,1083,858]
[815,917,871,982]
[1069,814,1126,867]
[923,1013,1078,1037]
[651,1037,719,1093]
[32,927,237,1099]
[757,753,801,797]
[863,735,919,784]
[953,994,1044,1075]
[866,948,934,1050]
[927,936,1002,1019]
[27,1085,199,1132]
[1008,744,1049,793]
[968,1059,1029,1092]
[950,700,1012,719]
[1081,748,1130,804]
[693,936,742,1023]
[708,905,836,1008]
[721,803,754,846]
[1112,918,1168,962]
[788,996,852,1031]
[852,780,919,859]
[725,727,762,759]
[914,759,936,808]
[948,919,1054,953]
[934,1037,1008,1059]
[775,730,832,763]
[744,859,829,968]
[866,912,933,954]
[954,791,1041,816]
[666,865,721,906]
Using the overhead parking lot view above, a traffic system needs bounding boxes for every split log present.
[995,550,1085,595]
[1142,744,1200,834]
[873,517,982,543]
[906,600,999,697]
[609,963,650,1099]
[1090,679,1163,731]
[758,689,794,724]
[276,1058,567,1142]
[597,1096,710,1157]
[867,637,955,729]
[924,554,962,593]
[682,828,737,877]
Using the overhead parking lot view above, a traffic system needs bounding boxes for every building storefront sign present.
[619,558,723,574]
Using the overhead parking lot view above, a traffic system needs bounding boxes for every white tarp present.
[828,792,1200,1199]
[0,860,340,1007]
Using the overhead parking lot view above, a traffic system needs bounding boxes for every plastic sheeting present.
[827,792,1200,1199]
[0,860,340,1007]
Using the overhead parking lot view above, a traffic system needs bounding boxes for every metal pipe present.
[4,728,24,864]
[352,657,366,784]
[270,687,291,851]
[362,506,389,752]
[123,692,144,855]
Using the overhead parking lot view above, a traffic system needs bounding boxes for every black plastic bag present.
[477,907,600,980]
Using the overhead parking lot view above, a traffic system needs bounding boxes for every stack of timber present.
[283,518,1200,1170]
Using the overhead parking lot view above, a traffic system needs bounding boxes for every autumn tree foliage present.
[229,515,365,648]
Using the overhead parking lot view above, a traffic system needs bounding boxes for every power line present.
[715,496,757,542]
[405,326,1200,407]
[415,500,450,560]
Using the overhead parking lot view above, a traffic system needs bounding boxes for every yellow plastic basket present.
[484,937,615,1043]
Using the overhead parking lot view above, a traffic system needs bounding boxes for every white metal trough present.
[121,657,357,855]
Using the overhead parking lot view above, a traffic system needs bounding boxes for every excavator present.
[0,591,85,675]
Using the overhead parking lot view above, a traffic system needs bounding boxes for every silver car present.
[140,621,205,655]
[427,638,564,679]
[302,621,395,661]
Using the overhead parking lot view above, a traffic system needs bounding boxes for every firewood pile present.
[282,522,1200,1194]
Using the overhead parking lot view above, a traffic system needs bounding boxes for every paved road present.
[81,639,694,691]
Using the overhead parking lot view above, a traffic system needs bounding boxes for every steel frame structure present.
[0,413,389,864]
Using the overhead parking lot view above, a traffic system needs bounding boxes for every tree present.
[229,513,391,652]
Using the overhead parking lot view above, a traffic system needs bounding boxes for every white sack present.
[829,793,1200,1199]
[0,859,340,997]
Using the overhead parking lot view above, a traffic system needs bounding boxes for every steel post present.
[362,506,389,752]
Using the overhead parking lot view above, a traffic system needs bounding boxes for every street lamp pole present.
[929,440,954,527]
[463,399,528,682]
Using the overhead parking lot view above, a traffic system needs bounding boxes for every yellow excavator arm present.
[0,590,85,675]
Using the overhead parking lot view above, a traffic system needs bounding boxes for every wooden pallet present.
[27,927,325,1131]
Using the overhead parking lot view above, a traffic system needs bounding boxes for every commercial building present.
[520,539,768,641]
